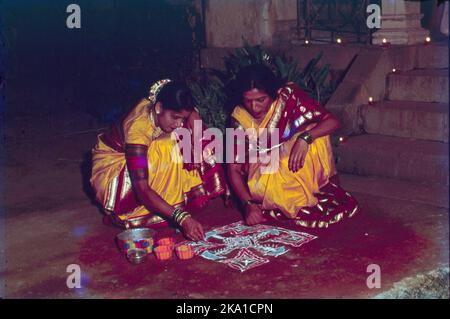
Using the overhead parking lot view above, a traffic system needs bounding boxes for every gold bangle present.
[179,213,191,226]
[172,207,184,223]
[176,211,188,224]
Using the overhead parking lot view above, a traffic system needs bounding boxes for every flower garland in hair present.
[147,79,172,104]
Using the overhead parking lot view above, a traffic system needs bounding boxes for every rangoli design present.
[180,221,317,272]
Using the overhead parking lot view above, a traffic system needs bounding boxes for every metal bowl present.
[116,228,156,254]
[126,248,147,265]
[117,228,155,242]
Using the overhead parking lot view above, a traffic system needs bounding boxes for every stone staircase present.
[336,45,449,187]
[333,44,449,297]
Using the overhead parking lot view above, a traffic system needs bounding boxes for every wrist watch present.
[297,131,313,144]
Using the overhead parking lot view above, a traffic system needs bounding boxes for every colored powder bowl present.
[154,245,173,261]
[175,245,194,260]
[116,228,155,254]
[156,237,176,248]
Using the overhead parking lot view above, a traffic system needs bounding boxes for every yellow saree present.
[231,83,358,228]
[91,98,227,229]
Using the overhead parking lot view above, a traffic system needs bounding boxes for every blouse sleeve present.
[124,117,153,146]
[122,100,154,146]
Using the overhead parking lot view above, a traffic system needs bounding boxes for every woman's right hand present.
[245,203,266,226]
[181,216,205,241]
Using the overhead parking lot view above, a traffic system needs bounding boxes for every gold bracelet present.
[171,207,184,223]
[179,213,191,226]
[176,211,189,225]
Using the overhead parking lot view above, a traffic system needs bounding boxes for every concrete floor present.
[1,115,449,299]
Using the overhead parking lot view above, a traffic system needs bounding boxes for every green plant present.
[188,75,228,133]
[225,41,333,104]
[223,41,272,80]
[280,51,332,104]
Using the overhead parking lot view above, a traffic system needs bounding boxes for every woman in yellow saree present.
[227,65,359,228]
[91,80,228,240]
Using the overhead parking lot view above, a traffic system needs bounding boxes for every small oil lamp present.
[381,38,391,48]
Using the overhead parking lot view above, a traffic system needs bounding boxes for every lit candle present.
[368,97,374,105]
[305,39,309,45]
[392,68,396,73]
[381,38,391,47]
[336,38,342,44]
[425,36,431,44]
[339,136,345,143]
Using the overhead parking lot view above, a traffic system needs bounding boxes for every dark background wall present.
[1,0,197,123]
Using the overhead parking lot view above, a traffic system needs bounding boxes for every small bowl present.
[175,245,194,260]
[154,245,173,261]
[156,237,176,248]
[116,228,155,254]
[126,248,147,265]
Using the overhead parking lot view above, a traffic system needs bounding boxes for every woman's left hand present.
[288,138,309,172]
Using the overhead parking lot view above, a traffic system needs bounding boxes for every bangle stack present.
[172,207,191,226]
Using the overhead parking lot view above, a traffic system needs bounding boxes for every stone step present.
[416,43,449,69]
[290,30,370,44]
[386,69,449,103]
[334,134,449,185]
[360,101,449,142]
[339,173,449,209]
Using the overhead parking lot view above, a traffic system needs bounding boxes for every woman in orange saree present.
[90,80,228,240]
[227,65,359,229]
